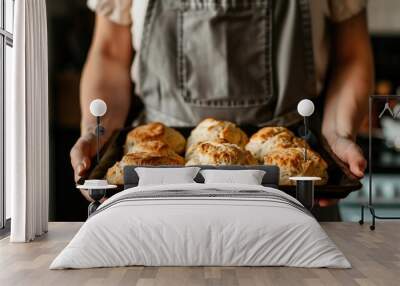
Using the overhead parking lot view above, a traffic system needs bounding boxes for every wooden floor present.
[0,222,399,286]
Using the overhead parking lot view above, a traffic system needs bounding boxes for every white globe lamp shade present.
[90,99,107,117]
[297,99,315,117]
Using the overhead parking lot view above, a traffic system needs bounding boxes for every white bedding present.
[50,183,350,269]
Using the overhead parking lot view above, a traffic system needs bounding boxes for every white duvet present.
[50,183,350,269]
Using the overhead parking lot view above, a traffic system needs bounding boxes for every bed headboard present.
[123,165,280,189]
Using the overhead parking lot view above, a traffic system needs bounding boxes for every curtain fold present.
[9,0,49,242]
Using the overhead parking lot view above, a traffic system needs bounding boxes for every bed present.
[50,166,350,269]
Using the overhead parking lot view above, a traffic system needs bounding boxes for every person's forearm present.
[322,11,374,145]
[80,48,132,144]
[322,59,373,143]
[71,15,133,186]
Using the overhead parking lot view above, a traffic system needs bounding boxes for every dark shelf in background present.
[52,127,88,221]
[358,136,400,174]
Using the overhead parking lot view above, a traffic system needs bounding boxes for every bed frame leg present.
[359,205,364,225]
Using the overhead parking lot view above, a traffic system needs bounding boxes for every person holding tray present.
[70,0,374,217]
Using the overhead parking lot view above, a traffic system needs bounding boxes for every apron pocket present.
[179,2,272,107]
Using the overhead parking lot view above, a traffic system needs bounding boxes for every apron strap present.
[299,0,317,98]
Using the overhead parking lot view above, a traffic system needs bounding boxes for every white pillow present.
[136,167,201,186]
[200,169,266,185]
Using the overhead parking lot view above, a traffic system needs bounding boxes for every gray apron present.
[138,0,317,127]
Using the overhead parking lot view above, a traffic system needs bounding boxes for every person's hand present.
[316,134,366,208]
[327,134,367,178]
[70,133,98,183]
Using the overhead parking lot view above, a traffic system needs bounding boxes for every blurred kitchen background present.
[46,0,400,221]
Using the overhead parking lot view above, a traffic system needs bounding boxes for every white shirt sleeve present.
[327,0,367,22]
[87,0,132,25]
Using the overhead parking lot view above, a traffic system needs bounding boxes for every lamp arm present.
[96,117,100,164]
[304,116,308,161]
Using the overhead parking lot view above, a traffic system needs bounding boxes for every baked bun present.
[246,128,309,162]
[263,147,328,186]
[106,152,185,185]
[125,140,176,156]
[186,141,257,166]
[250,126,294,141]
[125,122,186,154]
[186,118,248,153]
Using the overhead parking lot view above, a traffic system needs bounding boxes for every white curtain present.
[7,0,49,242]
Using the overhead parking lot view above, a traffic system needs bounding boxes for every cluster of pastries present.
[106,119,328,186]
[185,118,254,166]
[245,127,328,185]
[106,122,186,185]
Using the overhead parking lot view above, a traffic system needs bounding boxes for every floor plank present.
[0,222,399,286]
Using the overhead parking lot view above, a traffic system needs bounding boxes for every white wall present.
[368,0,400,34]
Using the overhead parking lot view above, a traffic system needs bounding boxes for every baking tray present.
[87,124,362,199]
